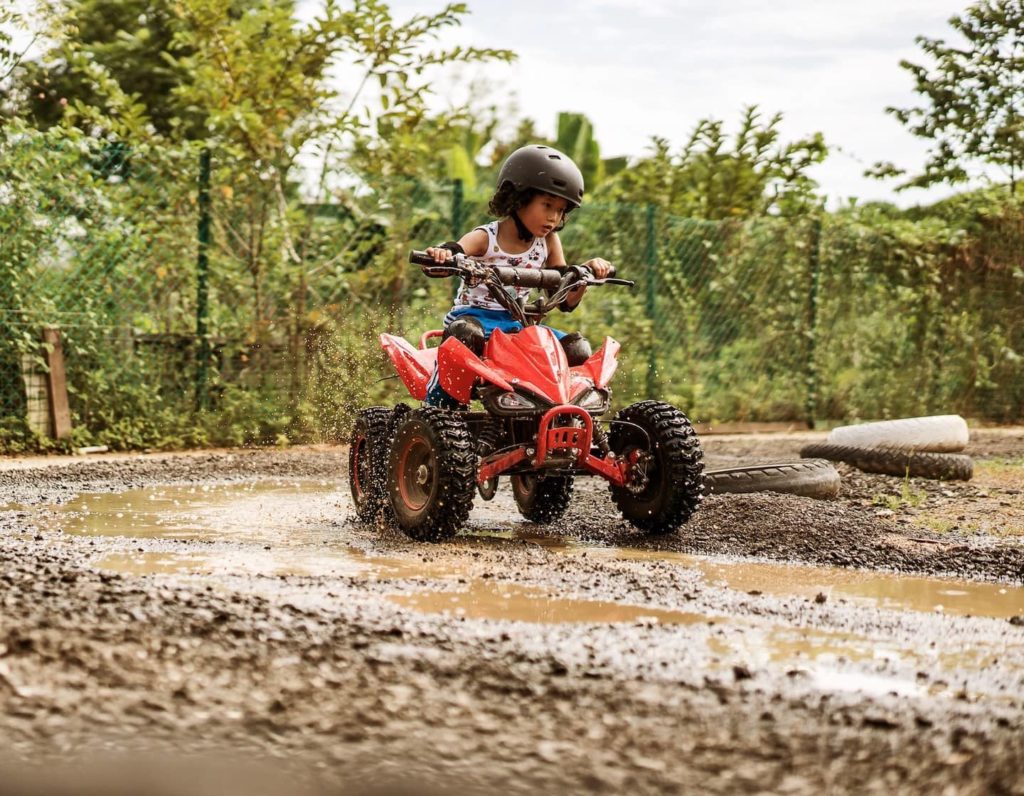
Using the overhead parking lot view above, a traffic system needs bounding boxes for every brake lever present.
[421,265,461,278]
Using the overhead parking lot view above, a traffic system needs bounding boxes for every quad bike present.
[348,251,705,541]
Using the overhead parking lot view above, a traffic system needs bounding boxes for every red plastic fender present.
[581,337,620,388]
[380,333,436,401]
[437,336,515,404]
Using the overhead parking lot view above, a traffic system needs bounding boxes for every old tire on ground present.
[387,407,477,541]
[349,406,393,522]
[510,474,574,524]
[827,415,969,453]
[800,442,973,481]
[609,400,704,534]
[705,459,840,500]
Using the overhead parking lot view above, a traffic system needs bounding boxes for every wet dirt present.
[49,481,1024,620]
[387,581,711,626]
[2,434,1024,794]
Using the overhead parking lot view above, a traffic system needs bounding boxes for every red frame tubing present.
[475,406,630,487]
[477,447,528,484]
[535,406,593,465]
[419,329,444,350]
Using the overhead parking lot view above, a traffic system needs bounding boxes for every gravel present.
[1,433,1023,794]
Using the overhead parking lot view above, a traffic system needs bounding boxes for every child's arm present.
[545,232,612,311]
[425,228,488,262]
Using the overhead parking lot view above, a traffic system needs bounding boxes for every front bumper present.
[476,405,629,487]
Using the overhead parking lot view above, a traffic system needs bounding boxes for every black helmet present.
[496,145,584,209]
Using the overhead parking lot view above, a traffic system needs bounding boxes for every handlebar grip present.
[409,250,437,266]
[571,263,616,278]
[491,266,565,291]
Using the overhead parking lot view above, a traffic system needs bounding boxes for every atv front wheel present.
[349,406,393,522]
[510,474,574,524]
[609,400,704,534]
[387,408,477,541]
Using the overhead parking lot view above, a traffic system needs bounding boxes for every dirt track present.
[1,430,1023,794]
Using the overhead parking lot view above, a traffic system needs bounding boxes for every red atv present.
[348,251,705,541]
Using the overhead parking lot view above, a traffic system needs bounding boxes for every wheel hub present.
[627,449,652,495]
[415,464,430,485]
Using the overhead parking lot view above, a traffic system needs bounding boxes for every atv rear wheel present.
[387,408,477,541]
[510,474,574,524]
[349,407,393,522]
[609,400,704,534]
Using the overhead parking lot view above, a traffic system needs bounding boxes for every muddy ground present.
[1,430,1023,794]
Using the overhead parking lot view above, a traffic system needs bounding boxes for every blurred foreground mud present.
[1,431,1023,794]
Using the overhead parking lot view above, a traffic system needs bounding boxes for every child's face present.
[518,192,569,237]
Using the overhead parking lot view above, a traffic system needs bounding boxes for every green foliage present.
[0,415,92,455]
[873,0,1024,193]
[601,106,827,219]
[554,112,604,189]
[14,0,208,137]
[1,0,1023,455]
[816,191,1024,421]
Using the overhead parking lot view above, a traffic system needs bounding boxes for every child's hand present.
[425,246,453,263]
[583,258,613,278]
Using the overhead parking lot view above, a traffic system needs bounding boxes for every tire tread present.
[389,407,477,541]
[800,442,973,481]
[609,400,705,534]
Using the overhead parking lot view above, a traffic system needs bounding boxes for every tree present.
[1,7,24,80]
[1,5,38,121]
[603,106,826,219]
[872,0,1024,194]
[14,0,227,138]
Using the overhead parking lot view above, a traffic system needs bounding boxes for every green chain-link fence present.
[1,139,1022,450]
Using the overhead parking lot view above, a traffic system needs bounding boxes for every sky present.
[377,0,989,208]
[7,0,994,207]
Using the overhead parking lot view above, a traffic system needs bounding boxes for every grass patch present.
[873,474,928,511]
[976,456,1024,476]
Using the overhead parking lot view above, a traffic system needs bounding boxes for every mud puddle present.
[388,581,709,625]
[22,479,1024,705]
[472,530,1024,620]
[46,482,1024,623]
[603,548,1024,620]
[42,480,346,542]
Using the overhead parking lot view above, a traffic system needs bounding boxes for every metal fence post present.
[195,147,211,411]
[805,217,822,428]
[645,204,659,398]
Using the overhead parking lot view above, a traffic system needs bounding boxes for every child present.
[423,144,612,408]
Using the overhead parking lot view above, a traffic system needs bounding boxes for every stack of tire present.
[799,415,973,481]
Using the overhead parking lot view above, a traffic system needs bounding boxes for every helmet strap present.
[511,211,533,242]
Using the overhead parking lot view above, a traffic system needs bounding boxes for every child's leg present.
[425,308,534,407]
[424,365,462,409]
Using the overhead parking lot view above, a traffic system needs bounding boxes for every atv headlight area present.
[482,387,550,416]
[497,391,538,411]
[572,387,610,415]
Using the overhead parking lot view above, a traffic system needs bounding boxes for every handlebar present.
[409,250,441,267]
[408,251,632,287]
[408,250,633,325]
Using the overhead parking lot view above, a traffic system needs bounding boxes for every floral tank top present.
[452,221,548,312]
